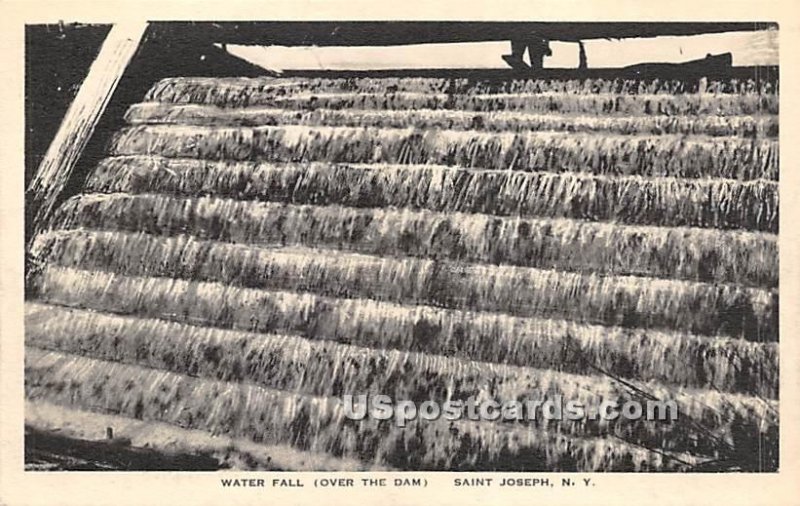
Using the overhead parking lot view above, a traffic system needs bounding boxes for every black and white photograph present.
[19,19,781,474]
[2,2,798,502]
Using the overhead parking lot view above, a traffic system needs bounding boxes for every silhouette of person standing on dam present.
[502,35,589,71]
[502,35,552,70]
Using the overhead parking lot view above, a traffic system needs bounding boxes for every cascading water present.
[25,75,780,471]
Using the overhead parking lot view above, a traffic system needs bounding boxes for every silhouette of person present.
[578,41,587,70]
[502,36,552,70]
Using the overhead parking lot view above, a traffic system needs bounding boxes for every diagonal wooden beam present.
[26,21,148,239]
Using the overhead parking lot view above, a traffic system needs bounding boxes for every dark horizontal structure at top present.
[159,21,778,46]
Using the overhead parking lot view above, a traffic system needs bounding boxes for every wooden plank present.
[26,22,148,236]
